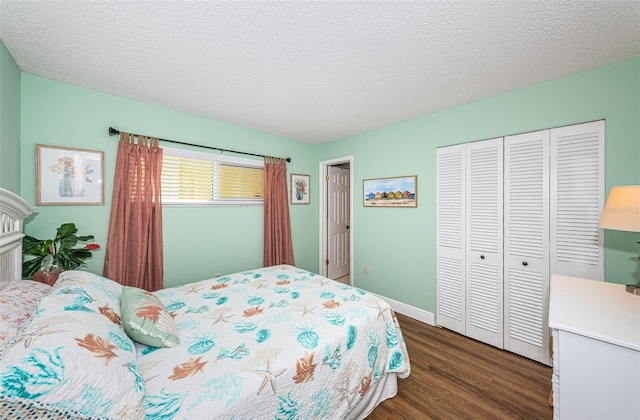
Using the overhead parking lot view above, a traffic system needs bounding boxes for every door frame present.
[319,156,354,281]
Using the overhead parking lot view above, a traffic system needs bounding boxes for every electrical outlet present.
[363,265,369,274]
[215,273,221,278]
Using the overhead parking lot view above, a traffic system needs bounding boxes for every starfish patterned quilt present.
[0,265,410,419]
[140,265,411,419]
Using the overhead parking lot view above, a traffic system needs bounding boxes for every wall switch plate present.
[363,265,369,274]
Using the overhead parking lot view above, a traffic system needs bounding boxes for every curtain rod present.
[108,127,291,163]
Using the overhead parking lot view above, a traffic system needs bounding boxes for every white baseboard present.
[368,291,435,326]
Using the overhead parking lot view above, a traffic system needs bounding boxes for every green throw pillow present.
[120,286,180,348]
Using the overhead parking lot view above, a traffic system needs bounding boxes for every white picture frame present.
[363,175,417,208]
[290,173,310,205]
[36,144,104,205]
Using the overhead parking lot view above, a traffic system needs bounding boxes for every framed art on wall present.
[363,175,417,207]
[36,144,104,205]
[290,173,310,204]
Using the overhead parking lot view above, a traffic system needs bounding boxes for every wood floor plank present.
[367,313,553,420]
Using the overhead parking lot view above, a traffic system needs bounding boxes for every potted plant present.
[22,223,101,281]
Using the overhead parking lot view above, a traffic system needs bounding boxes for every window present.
[161,146,264,206]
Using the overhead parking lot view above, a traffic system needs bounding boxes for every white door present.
[465,138,504,348]
[327,166,350,279]
[550,121,605,281]
[436,144,466,334]
[504,129,550,365]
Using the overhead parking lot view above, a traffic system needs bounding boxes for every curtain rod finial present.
[109,127,119,136]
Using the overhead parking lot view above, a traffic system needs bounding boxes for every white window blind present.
[161,146,264,206]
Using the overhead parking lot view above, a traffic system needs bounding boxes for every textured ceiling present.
[1,1,639,144]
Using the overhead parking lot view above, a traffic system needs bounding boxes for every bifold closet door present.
[465,138,504,348]
[436,120,604,365]
[551,121,605,281]
[504,130,550,365]
[436,144,466,335]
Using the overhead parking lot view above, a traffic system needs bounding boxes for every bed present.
[0,187,411,419]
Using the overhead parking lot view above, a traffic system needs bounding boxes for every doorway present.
[319,157,353,284]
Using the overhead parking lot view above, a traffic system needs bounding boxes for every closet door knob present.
[480,255,485,260]
[522,261,528,266]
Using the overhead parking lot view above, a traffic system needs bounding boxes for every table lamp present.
[598,185,640,295]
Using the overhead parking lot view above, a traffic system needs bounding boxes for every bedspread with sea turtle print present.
[139,265,411,419]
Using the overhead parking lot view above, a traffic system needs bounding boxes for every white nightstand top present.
[549,274,640,351]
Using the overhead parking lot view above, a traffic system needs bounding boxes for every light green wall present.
[0,39,21,193]
[319,57,640,314]
[13,57,640,316]
[19,74,319,287]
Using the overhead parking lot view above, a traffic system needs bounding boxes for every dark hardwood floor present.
[367,313,553,420]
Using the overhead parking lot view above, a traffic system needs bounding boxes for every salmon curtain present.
[263,157,295,266]
[103,132,164,291]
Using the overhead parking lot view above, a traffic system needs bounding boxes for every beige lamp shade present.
[598,186,640,232]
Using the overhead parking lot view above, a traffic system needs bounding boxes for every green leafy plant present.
[22,223,101,278]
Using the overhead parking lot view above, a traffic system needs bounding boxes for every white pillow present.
[0,271,145,419]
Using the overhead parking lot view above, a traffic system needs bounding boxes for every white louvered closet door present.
[551,121,605,281]
[504,130,550,365]
[465,138,504,348]
[436,145,466,335]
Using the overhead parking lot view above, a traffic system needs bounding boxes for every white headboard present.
[0,188,34,289]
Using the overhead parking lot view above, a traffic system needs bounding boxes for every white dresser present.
[549,274,640,420]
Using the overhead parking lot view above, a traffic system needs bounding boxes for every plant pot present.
[31,268,64,286]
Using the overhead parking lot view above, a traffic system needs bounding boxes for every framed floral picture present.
[36,144,104,205]
[290,173,310,205]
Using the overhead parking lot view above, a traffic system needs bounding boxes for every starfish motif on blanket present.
[291,302,316,316]
[253,281,269,289]
[337,383,350,405]
[211,312,235,325]
[182,284,204,294]
[336,378,356,407]
[301,305,316,316]
[336,378,361,409]
[253,360,286,395]
[203,308,234,325]
[372,302,388,319]
[213,313,234,325]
